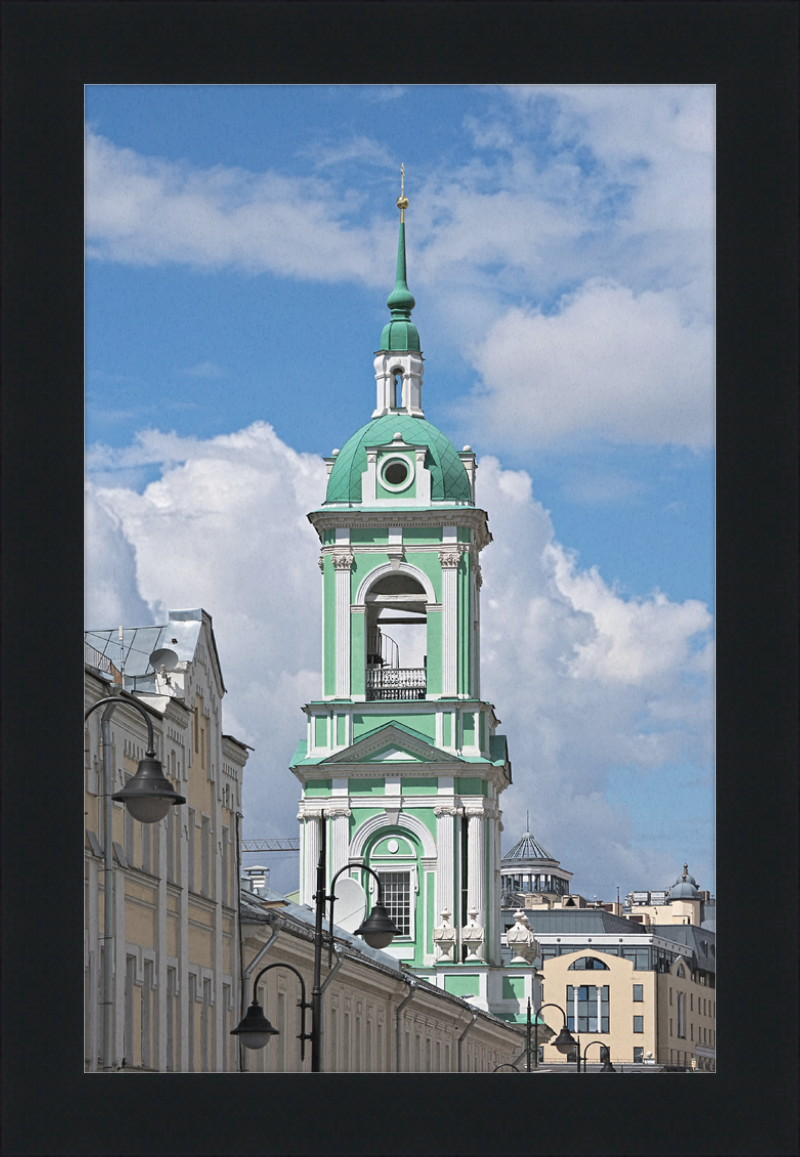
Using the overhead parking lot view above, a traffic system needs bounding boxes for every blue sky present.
[85,84,715,899]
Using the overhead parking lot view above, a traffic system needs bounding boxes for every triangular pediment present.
[366,745,423,763]
[320,723,464,766]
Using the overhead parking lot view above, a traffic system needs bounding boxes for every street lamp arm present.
[85,695,156,754]
[248,961,313,1059]
[329,860,386,902]
[581,1040,615,1072]
[535,1001,569,1028]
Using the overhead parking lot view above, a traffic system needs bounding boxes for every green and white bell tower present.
[290,182,520,1002]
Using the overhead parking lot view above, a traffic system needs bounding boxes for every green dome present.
[325,414,472,505]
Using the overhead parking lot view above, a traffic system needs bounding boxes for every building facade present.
[84,608,249,1072]
[500,907,716,1070]
[237,887,525,1073]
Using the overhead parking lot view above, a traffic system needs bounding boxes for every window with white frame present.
[567,984,610,1033]
[377,871,412,937]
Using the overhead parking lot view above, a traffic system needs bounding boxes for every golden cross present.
[401,162,405,199]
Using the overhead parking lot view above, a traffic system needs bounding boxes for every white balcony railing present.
[366,667,426,701]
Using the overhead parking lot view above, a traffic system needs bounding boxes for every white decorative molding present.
[317,555,325,573]
[354,560,436,607]
[350,809,437,860]
[438,550,461,568]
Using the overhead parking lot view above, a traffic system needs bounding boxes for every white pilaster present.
[466,808,486,961]
[439,551,460,696]
[302,812,322,908]
[333,553,354,697]
[329,808,352,884]
[434,806,457,924]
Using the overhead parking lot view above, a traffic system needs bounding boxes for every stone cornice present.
[308,508,492,552]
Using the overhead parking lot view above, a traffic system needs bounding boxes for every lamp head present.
[112,752,186,823]
[553,1024,578,1054]
[230,1001,280,1051]
[354,902,400,950]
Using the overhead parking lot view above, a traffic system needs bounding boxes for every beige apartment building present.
[84,609,249,1072]
[538,939,716,1071]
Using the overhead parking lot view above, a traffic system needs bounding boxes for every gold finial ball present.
[397,195,409,210]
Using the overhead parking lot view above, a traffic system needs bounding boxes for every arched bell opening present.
[364,572,427,700]
[390,367,403,410]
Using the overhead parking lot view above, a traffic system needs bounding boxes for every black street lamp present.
[231,962,312,1057]
[582,1040,616,1072]
[232,812,400,1071]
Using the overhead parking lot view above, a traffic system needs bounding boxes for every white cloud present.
[84,485,155,628]
[182,360,224,378]
[84,128,392,284]
[464,279,714,448]
[85,428,713,898]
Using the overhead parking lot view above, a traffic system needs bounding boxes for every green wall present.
[314,715,328,746]
[352,713,436,740]
[305,779,332,796]
[401,776,438,795]
[444,974,480,997]
[502,976,526,999]
[349,778,386,795]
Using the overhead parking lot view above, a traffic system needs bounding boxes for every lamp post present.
[85,695,185,1073]
[534,1002,579,1072]
[582,1041,616,1072]
[233,812,400,1072]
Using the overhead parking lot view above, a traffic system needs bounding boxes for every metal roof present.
[652,923,716,973]
[505,909,649,936]
[502,830,557,864]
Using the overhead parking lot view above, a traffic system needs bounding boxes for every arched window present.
[568,956,610,970]
[391,369,402,409]
[365,573,427,700]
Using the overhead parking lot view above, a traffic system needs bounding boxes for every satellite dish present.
[149,648,180,672]
[332,877,367,934]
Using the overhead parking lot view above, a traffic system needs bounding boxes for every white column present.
[329,808,352,884]
[333,554,354,697]
[302,812,322,908]
[439,551,460,696]
[465,808,486,961]
[434,807,457,923]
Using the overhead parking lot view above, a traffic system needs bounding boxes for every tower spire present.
[379,165,420,354]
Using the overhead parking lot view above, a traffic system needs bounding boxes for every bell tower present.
[290,175,529,1015]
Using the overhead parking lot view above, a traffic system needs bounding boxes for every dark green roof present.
[325,414,473,505]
